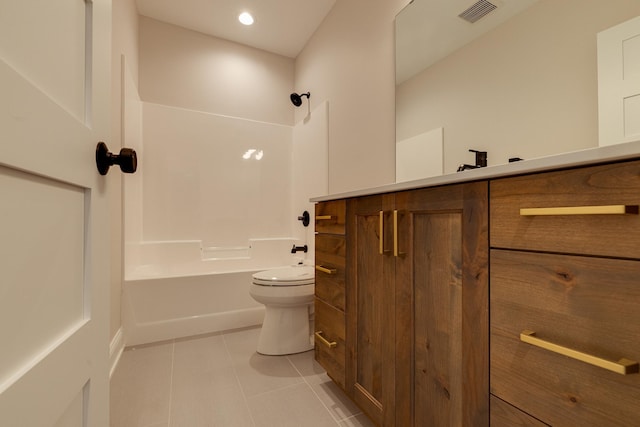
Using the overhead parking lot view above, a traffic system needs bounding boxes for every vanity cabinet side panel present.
[314,200,347,393]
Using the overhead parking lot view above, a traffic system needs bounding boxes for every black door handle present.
[96,142,137,175]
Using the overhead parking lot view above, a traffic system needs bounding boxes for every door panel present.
[598,15,640,146]
[394,182,489,427]
[347,195,395,426]
[0,167,86,385]
[414,212,463,426]
[355,212,384,399]
[0,0,111,425]
[0,0,89,122]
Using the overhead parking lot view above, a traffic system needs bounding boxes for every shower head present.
[290,92,310,107]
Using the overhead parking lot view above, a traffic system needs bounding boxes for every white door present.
[598,15,640,146]
[0,0,111,426]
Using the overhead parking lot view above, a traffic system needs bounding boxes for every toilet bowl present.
[250,265,315,355]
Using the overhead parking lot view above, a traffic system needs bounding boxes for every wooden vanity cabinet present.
[346,181,489,426]
[489,160,640,426]
[314,200,347,389]
[316,158,640,426]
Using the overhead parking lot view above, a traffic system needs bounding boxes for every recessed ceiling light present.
[238,12,254,26]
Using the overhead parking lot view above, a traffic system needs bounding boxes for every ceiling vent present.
[458,0,498,23]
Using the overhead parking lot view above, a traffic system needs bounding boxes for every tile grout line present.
[223,332,258,427]
[285,354,342,426]
[166,340,176,426]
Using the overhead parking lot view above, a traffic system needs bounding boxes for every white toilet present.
[250,265,315,355]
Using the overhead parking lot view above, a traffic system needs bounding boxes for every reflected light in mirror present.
[242,149,263,160]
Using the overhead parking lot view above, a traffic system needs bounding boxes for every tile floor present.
[110,326,374,427]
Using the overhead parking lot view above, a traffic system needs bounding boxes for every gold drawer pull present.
[316,215,333,220]
[520,330,639,375]
[520,205,639,216]
[315,265,337,274]
[315,331,337,348]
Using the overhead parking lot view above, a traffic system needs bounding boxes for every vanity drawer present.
[490,249,640,426]
[315,200,346,235]
[490,396,548,427]
[314,297,346,389]
[315,234,346,311]
[490,160,640,258]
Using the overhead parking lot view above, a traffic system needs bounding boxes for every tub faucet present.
[291,244,308,254]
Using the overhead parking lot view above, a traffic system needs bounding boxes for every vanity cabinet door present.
[346,194,396,427]
[344,182,489,427]
[394,182,489,427]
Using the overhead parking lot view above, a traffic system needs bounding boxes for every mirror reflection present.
[395,0,640,180]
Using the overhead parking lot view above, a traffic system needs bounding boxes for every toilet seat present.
[252,266,314,286]
[249,265,316,355]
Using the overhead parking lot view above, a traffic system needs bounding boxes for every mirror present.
[395,0,640,180]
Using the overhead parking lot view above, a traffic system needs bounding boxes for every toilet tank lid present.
[252,266,314,283]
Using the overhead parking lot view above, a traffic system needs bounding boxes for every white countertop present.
[310,140,640,202]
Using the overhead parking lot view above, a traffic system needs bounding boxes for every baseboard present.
[124,306,265,347]
[109,327,125,378]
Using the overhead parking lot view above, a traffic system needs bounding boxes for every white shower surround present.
[140,102,294,246]
[122,95,329,346]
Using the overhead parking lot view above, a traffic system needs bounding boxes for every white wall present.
[110,0,139,341]
[139,16,294,126]
[295,0,408,194]
[133,18,324,266]
[396,0,640,173]
[122,59,143,246]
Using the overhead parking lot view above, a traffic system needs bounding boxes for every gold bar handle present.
[315,331,337,348]
[316,215,333,220]
[379,211,384,255]
[520,205,639,216]
[393,210,406,257]
[520,330,639,375]
[393,210,398,257]
[315,265,337,275]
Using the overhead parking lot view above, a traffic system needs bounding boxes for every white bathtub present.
[122,238,306,346]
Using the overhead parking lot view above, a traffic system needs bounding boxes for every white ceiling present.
[136,0,337,58]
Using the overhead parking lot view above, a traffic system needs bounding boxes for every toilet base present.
[257,305,313,355]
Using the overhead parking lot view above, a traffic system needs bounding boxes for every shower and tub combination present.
[122,238,310,346]
[122,91,327,352]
